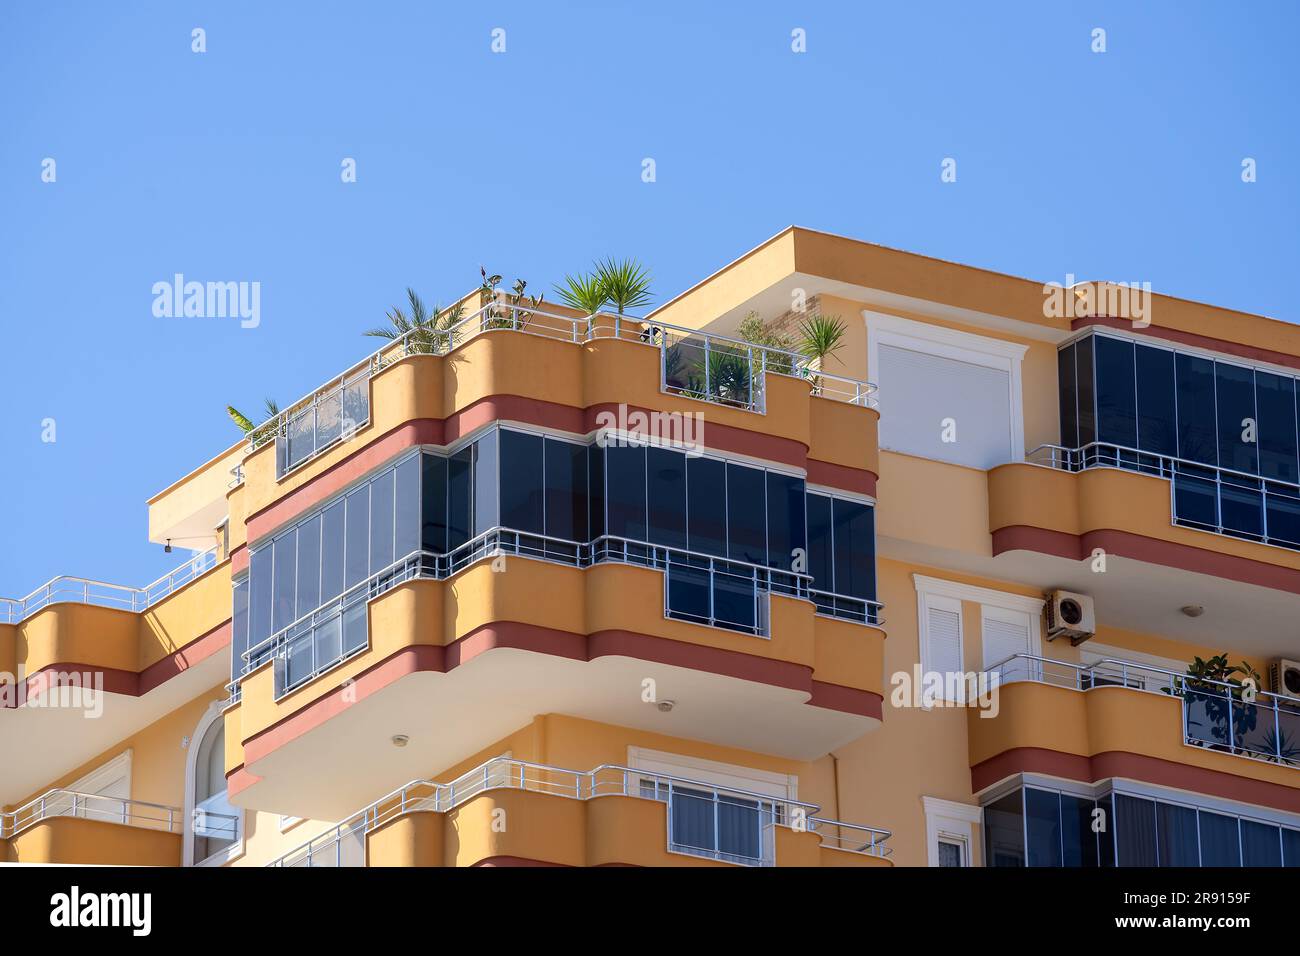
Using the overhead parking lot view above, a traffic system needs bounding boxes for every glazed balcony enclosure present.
[266,757,890,868]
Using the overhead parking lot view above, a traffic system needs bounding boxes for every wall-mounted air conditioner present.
[1045,590,1096,645]
[1270,659,1300,698]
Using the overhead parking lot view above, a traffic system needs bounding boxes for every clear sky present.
[1,0,1296,596]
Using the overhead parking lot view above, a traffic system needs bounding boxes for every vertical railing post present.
[1226,684,1236,753]
[1274,697,1282,761]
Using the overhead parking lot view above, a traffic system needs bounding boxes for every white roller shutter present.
[922,594,963,680]
[981,607,1033,671]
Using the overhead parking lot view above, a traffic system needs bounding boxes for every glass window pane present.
[1176,353,1217,466]
[313,616,342,675]
[1098,794,1116,867]
[766,473,806,572]
[395,454,421,561]
[344,486,369,588]
[605,446,647,541]
[1135,344,1177,456]
[726,463,766,565]
[686,456,726,558]
[1095,336,1137,449]
[1061,794,1099,867]
[647,448,687,549]
[1156,802,1199,867]
[1025,788,1062,867]
[1217,363,1258,476]
[421,453,448,555]
[1257,371,1298,483]
[369,468,395,574]
[712,563,756,633]
[1058,344,1078,449]
[295,514,321,617]
[1198,810,1241,866]
[544,438,587,543]
[806,493,833,593]
[1076,337,1096,446]
[1283,828,1300,866]
[320,500,345,601]
[1115,795,1158,866]
[248,546,273,648]
[984,790,1025,867]
[231,579,249,682]
[448,447,473,549]
[832,499,876,601]
[588,445,605,542]
[500,430,544,535]
[666,557,710,625]
[342,600,367,654]
[1241,820,1282,867]
[473,430,499,536]
[272,529,297,634]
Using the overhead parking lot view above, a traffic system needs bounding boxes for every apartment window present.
[187,706,241,866]
[918,592,963,696]
[937,840,964,867]
[980,605,1034,671]
[868,312,1027,470]
[923,796,982,867]
[500,429,545,534]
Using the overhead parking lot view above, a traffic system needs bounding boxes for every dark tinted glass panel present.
[1061,794,1099,867]
[499,430,544,534]
[806,493,833,592]
[421,453,447,555]
[726,464,766,565]
[605,446,647,541]
[1115,795,1158,866]
[1283,828,1300,866]
[1076,337,1096,446]
[1173,466,1219,529]
[320,500,345,600]
[1156,802,1199,866]
[231,579,249,682]
[984,791,1025,867]
[712,562,756,632]
[1095,336,1137,448]
[1219,473,1263,539]
[295,514,321,617]
[544,439,587,542]
[1098,794,1116,867]
[766,473,806,572]
[394,454,421,562]
[248,546,272,647]
[1058,344,1078,448]
[369,469,395,574]
[447,447,472,549]
[666,557,710,624]
[1257,371,1298,483]
[1176,353,1217,466]
[1267,487,1300,549]
[647,448,687,549]
[1242,820,1282,867]
[1216,363,1258,475]
[588,445,605,541]
[272,529,297,634]
[1135,344,1177,456]
[832,499,876,600]
[1198,811,1241,866]
[686,456,726,558]
[473,430,499,535]
[1025,788,1062,867]
[344,487,369,588]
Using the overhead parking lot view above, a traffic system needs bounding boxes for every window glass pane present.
[1061,794,1099,867]
[588,445,605,542]
[937,841,964,867]
[448,447,473,549]
[500,430,544,535]
[1076,337,1096,446]
[1257,371,1298,483]
[421,453,448,555]
[320,500,345,601]
[1058,344,1078,448]
[231,579,249,682]
[1095,336,1137,449]
[295,514,321,617]
[272,529,297,634]
[666,557,710,625]
[248,546,273,648]
[1156,802,1199,866]
[832,499,876,600]
[1025,788,1062,867]
[369,469,395,575]
[1176,353,1217,466]
[1198,811,1241,866]
[544,438,587,542]
[1098,794,1115,867]
[473,430,499,536]
[686,456,726,558]
[726,463,766,565]
[344,486,369,588]
[1283,828,1300,866]
[1216,363,1258,475]
[647,448,687,549]
[766,473,806,572]
[342,600,367,654]
[712,562,756,633]
[1135,344,1177,456]
[605,446,647,541]
[806,493,833,592]
[1115,795,1158,866]
[395,454,421,561]
[984,790,1025,867]
[1241,819,1282,867]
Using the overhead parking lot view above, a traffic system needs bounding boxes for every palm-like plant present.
[796,314,848,394]
[595,257,653,315]
[554,271,609,315]
[365,287,463,354]
[227,398,280,447]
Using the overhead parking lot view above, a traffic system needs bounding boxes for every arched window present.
[185,703,242,865]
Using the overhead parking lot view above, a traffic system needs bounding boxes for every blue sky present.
[1,0,1296,596]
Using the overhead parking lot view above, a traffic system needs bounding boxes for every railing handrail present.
[1028,440,1300,494]
[267,755,890,867]
[1,788,184,838]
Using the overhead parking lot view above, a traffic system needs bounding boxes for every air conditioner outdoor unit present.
[1270,659,1300,698]
[1045,589,1096,645]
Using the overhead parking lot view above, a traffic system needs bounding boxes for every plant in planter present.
[365,287,465,354]
[227,397,280,447]
[479,268,543,331]
[1181,653,1263,752]
[737,311,796,378]
[796,313,848,393]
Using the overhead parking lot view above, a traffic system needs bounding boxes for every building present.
[4,226,1299,868]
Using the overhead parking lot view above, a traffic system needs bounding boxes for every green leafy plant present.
[594,257,653,315]
[797,313,847,368]
[227,397,280,447]
[737,310,796,384]
[364,287,464,354]
[554,270,610,315]
[1182,654,1263,752]
[479,267,544,330]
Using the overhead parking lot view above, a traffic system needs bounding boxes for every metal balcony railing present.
[266,756,891,867]
[0,789,184,838]
[0,548,220,626]
[1027,440,1300,554]
[245,300,877,480]
[986,652,1300,768]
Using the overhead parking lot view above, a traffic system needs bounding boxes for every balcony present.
[1,790,185,866]
[970,654,1300,805]
[267,757,891,868]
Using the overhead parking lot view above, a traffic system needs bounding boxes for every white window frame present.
[627,748,798,802]
[923,796,983,867]
[917,590,965,703]
[865,310,1028,465]
[183,699,244,867]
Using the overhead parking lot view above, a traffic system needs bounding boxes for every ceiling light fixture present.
[391,734,410,747]
[1181,605,1205,618]
[657,700,675,713]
